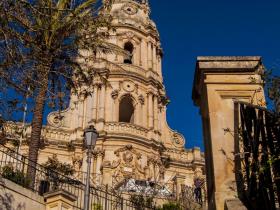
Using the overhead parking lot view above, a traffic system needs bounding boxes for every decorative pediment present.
[114,144,142,159]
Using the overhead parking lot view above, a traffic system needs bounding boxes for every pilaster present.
[92,85,99,123]
[192,56,265,210]
[147,92,154,129]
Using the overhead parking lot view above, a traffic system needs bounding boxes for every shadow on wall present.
[0,178,26,210]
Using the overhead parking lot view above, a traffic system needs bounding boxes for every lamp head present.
[84,125,98,148]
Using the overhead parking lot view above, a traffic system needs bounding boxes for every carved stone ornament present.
[123,151,133,164]
[122,4,138,15]
[108,145,146,182]
[138,94,145,105]
[111,90,119,100]
[47,112,64,128]
[172,133,185,148]
[72,156,83,170]
[122,81,135,92]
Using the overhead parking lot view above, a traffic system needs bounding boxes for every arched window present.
[124,42,134,64]
[119,96,134,123]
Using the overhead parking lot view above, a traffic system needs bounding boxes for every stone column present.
[92,85,99,122]
[158,56,162,78]
[71,95,79,129]
[148,42,152,69]
[114,99,120,122]
[92,155,97,177]
[192,56,265,210]
[98,84,106,122]
[141,40,147,69]
[143,94,148,127]
[175,175,186,200]
[147,92,154,129]
[153,96,158,132]
[152,45,157,72]
[158,108,162,134]
[95,153,102,175]
[84,95,93,126]
[137,44,141,66]
[77,100,84,129]
[148,162,154,181]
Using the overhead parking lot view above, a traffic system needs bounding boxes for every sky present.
[148,0,280,150]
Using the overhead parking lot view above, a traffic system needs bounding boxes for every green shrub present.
[92,203,103,210]
[1,165,31,188]
[157,202,182,210]
[130,194,155,210]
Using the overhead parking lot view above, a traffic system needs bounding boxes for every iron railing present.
[234,102,280,210]
[0,144,153,210]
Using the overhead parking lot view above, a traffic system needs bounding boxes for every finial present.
[142,0,149,5]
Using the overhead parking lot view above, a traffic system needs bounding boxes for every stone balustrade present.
[42,128,71,142]
[119,63,147,77]
[105,122,149,138]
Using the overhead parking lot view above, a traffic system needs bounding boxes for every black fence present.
[234,102,280,210]
[0,144,152,210]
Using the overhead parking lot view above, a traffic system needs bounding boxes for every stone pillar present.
[152,45,157,72]
[134,103,140,125]
[148,42,152,69]
[71,95,79,129]
[147,92,154,129]
[158,56,162,78]
[148,162,154,180]
[77,100,84,129]
[175,175,186,200]
[141,40,147,69]
[98,84,106,123]
[92,155,97,177]
[153,96,158,132]
[114,99,120,122]
[143,94,148,127]
[95,153,103,175]
[44,190,77,210]
[85,94,93,126]
[158,108,162,134]
[192,56,265,210]
[92,85,99,122]
[137,44,141,66]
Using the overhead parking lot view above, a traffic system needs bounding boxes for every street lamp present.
[83,125,98,210]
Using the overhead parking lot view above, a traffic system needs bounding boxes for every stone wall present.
[0,178,45,210]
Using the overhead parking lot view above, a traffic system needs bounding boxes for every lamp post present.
[83,125,98,210]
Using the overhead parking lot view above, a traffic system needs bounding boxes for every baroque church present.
[34,0,204,196]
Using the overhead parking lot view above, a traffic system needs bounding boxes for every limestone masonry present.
[23,0,205,196]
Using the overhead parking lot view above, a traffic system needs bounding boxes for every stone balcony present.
[104,122,149,139]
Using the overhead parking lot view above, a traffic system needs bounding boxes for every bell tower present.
[46,0,205,195]
[102,0,163,79]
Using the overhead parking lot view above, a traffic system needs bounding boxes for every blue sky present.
[149,0,280,150]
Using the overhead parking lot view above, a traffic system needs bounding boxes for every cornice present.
[104,133,165,151]
[113,24,160,40]
[109,71,164,90]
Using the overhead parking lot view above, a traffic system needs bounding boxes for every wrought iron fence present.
[0,144,153,210]
[234,102,280,210]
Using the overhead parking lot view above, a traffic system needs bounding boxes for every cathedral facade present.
[36,0,204,197]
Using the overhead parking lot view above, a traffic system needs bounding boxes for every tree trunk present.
[27,74,48,188]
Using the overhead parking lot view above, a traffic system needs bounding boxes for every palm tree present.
[0,0,117,186]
